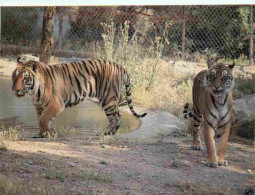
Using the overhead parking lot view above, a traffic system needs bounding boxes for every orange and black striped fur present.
[183,63,235,167]
[12,57,146,138]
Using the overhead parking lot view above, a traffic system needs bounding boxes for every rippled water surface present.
[0,77,139,134]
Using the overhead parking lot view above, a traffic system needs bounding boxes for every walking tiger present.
[183,62,235,167]
[12,57,146,137]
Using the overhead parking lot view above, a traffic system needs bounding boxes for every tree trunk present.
[40,6,56,64]
[249,6,254,66]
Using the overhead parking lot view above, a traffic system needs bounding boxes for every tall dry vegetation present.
[95,21,193,116]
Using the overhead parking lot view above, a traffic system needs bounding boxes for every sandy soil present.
[0,120,254,195]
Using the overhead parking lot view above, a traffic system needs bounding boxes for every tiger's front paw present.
[32,133,45,138]
[192,143,203,151]
[33,130,56,138]
[218,160,228,166]
[205,162,218,168]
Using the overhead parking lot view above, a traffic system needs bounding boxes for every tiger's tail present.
[124,73,147,118]
[183,103,193,119]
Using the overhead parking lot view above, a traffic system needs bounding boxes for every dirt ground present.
[0,120,254,195]
[0,56,254,194]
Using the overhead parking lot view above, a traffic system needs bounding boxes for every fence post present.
[0,7,1,52]
[250,6,254,66]
[182,6,186,61]
[40,6,56,64]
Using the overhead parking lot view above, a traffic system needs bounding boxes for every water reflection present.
[0,77,139,134]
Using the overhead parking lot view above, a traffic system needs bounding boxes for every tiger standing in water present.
[183,62,235,167]
[12,57,146,138]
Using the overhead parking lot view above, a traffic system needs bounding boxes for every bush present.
[96,20,170,89]
[233,73,255,99]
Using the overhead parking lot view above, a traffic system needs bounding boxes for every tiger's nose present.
[213,86,222,91]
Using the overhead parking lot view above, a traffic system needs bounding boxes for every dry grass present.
[133,61,193,117]
[81,170,114,183]
[0,174,22,195]
[54,126,78,138]
[0,121,21,151]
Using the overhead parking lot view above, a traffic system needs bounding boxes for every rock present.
[118,110,184,140]
[99,160,109,165]
[18,54,39,62]
[233,94,255,140]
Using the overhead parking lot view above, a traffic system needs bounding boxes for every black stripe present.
[193,115,201,123]
[82,61,91,76]
[65,64,73,86]
[194,103,202,117]
[102,86,111,107]
[49,66,56,79]
[61,64,68,77]
[88,81,93,97]
[127,99,132,104]
[205,116,215,129]
[104,105,116,112]
[211,94,218,109]
[94,74,98,97]
[71,62,80,75]
[67,95,72,106]
[100,78,110,102]
[218,121,230,129]
[60,68,66,82]
[104,96,116,108]
[216,132,225,138]
[206,102,217,119]
[74,75,82,95]
[44,98,51,107]
[220,106,231,121]
[45,68,54,84]
[74,92,78,104]
[219,94,228,107]
[30,75,35,90]
[37,87,41,101]
[194,124,200,127]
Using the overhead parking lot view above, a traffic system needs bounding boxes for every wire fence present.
[0,6,254,64]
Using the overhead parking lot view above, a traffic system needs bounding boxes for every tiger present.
[12,57,146,138]
[183,62,235,168]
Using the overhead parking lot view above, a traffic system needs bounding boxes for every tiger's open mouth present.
[15,91,26,97]
[15,93,25,97]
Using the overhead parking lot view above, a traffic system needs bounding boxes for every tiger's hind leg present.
[103,99,121,135]
[191,115,203,151]
[217,124,231,166]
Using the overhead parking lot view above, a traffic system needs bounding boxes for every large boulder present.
[233,94,255,140]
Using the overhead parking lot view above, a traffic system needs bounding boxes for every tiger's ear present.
[206,55,219,69]
[228,63,235,71]
[17,56,25,67]
[32,63,38,72]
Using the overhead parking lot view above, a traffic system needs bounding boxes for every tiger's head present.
[12,57,40,97]
[204,63,235,96]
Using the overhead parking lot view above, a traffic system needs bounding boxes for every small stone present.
[99,160,109,165]
[67,162,76,167]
